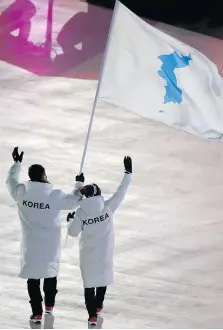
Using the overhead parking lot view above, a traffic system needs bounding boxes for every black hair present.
[28,164,46,182]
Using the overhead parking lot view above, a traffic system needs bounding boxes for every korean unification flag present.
[98,1,223,140]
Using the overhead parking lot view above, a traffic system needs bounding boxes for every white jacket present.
[6,162,83,279]
[68,173,131,288]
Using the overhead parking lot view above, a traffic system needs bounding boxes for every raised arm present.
[105,156,132,213]
[57,173,85,210]
[6,147,25,201]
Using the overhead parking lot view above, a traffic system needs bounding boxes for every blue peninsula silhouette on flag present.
[158,51,192,104]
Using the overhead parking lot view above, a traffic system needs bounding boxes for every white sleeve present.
[105,173,131,213]
[57,182,84,210]
[67,208,82,237]
[6,162,25,201]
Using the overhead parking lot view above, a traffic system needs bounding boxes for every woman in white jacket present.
[67,156,132,326]
[6,147,84,324]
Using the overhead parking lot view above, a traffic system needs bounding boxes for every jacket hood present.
[79,195,105,217]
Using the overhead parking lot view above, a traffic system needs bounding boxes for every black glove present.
[76,173,85,183]
[67,211,75,222]
[124,156,132,173]
[12,147,24,163]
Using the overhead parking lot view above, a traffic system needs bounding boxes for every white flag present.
[98,1,223,140]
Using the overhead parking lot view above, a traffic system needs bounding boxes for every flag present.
[98,1,223,140]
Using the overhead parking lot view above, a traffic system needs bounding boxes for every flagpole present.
[79,0,120,174]
[65,1,120,247]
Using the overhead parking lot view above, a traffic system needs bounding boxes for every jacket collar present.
[25,181,53,190]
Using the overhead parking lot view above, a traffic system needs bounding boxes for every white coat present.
[6,162,83,279]
[68,173,131,288]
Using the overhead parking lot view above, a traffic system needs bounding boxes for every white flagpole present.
[79,0,120,174]
[65,1,120,248]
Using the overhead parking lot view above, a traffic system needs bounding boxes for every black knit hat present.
[80,184,101,198]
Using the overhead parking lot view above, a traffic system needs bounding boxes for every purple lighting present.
[0,0,112,80]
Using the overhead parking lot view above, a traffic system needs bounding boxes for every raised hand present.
[76,173,85,183]
[124,156,132,173]
[12,147,24,163]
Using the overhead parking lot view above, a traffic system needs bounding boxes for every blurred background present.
[87,0,223,38]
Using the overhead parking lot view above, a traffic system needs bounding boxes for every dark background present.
[87,0,223,38]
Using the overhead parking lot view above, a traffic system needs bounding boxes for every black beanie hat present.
[80,184,101,198]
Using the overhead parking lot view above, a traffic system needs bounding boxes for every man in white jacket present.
[6,147,84,324]
[67,156,132,326]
